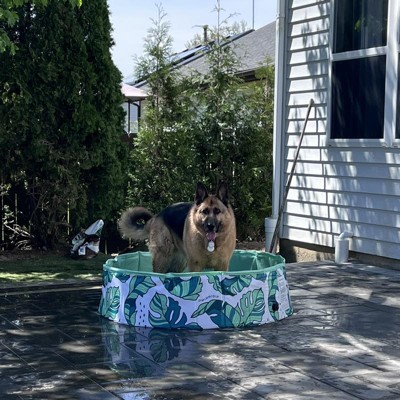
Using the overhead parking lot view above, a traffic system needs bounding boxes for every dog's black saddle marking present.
[158,202,192,240]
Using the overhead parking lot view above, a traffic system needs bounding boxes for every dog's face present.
[194,182,230,241]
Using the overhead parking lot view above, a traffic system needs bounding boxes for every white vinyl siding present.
[279,0,400,260]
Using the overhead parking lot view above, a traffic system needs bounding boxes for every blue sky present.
[107,0,277,79]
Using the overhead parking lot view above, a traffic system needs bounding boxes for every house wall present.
[278,0,400,261]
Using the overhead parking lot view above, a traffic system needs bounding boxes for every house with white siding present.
[271,0,400,264]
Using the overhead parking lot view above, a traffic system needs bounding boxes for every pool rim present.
[103,249,286,278]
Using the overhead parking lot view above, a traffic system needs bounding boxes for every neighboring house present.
[134,21,276,90]
[177,22,276,82]
[272,0,400,263]
[121,83,147,135]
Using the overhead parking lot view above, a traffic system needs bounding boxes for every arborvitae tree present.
[75,0,128,226]
[0,0,127,248]
[127,5,197,210]
[185,20,249,48]
[186,20,275,240]
[0,0,82,54]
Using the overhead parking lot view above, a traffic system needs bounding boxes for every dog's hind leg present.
[148,223,186,273]
[165,253,187,273]
[151,250,186,273]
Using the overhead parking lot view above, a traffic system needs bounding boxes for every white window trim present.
[327,0,400,148]
[388,0,400,147]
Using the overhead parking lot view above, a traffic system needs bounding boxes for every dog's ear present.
[216,181,229,206]
[195,182,208,204]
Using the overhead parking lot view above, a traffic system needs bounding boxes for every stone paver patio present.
[0,259,399,399]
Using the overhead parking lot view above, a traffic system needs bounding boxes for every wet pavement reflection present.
[0,260,400,398]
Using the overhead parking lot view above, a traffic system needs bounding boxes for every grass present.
[0,250,111,285]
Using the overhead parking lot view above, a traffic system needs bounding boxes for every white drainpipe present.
[335,231,354,264]
[271,0,286,219]
[266,0,286,251]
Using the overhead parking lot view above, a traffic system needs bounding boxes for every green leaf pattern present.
[149,293,200,329]
[163,276,203,300]
[191,288,265,327]
[102,270,113,286]
[124,275,156,325]
[98,286,120,320]
[220,275,253,295]
[99,257,293,329]
[238,288,265,325]
[268,270,280,321]
[208,275,222,292]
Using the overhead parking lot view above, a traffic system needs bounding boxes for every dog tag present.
[207,240,215,252]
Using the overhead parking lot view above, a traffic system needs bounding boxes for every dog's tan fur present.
[183,184,236,272]
[118,182,236,273]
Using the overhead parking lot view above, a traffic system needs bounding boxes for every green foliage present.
[0,0,127,248]
[127,5,198,209]
[0,0,82,54]
[185,20,249,48]
[127,5,274,240]
[184,41,274,239]
[134,5,174,82]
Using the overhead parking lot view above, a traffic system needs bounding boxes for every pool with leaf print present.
[98,250,293,330]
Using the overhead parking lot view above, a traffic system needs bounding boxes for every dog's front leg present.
[187,258,203,273]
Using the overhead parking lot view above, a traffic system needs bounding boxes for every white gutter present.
[271,0,286,219]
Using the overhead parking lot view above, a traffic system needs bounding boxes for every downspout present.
[265,0,286,252]
[335,231,354,264]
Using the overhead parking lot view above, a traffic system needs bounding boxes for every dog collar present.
[207,240,215,252]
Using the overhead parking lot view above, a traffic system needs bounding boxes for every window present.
[330,0,395,142]
[331,56,386,139]
[333,1,387,52]
[123,101,140,134]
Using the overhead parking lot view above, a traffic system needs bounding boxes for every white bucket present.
[265,217,278,253]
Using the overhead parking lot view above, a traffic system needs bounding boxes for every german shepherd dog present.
[118,182,236,273]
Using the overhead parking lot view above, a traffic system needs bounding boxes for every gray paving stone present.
[115,378,265,399]
[0,260,399,399]
[232,371,359,399]
[267,349,380,380]
[323,371,400,399]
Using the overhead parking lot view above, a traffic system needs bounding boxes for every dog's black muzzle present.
[204,217,220,233]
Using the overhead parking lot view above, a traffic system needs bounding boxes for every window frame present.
[123,100,141,135]
[328,0,399,147]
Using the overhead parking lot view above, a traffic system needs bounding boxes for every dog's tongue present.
[206,232,216,241]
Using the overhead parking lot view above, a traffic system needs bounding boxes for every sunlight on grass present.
[0,252,110,284]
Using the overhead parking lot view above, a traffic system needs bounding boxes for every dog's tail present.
[118,207,153,241]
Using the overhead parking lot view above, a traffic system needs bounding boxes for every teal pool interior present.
[103,249,285,276]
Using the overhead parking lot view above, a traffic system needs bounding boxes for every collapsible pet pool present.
[98,250,293,330]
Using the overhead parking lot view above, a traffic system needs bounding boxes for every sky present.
[107,0,277,80]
